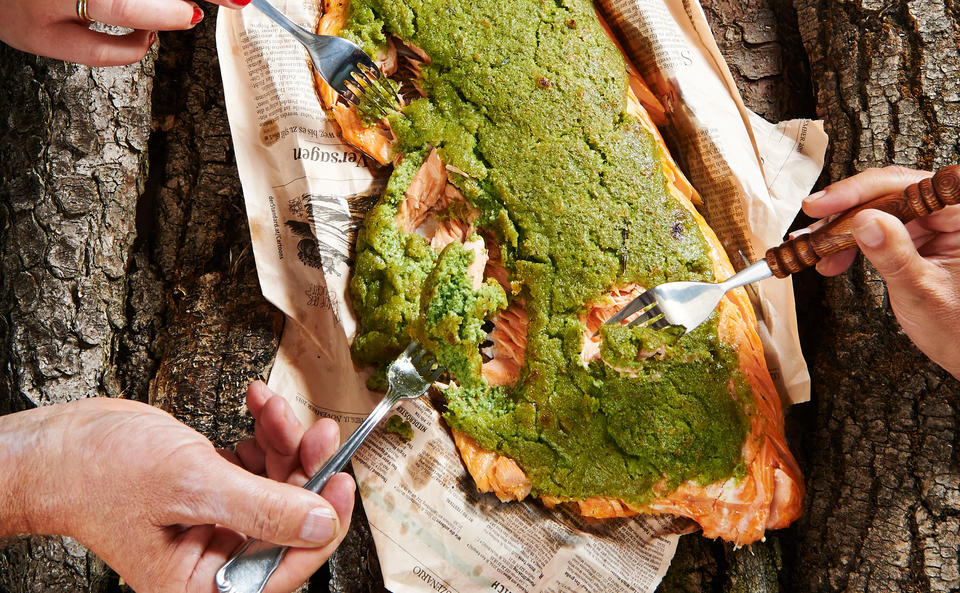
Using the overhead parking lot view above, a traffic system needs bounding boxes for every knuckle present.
[880,254,916,280]
[883,261,937,302]
[110,0,137,23]
[883,164,917,181]
[250,490,291,541]
[88,44,112,67]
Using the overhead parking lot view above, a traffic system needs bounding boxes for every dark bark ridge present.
[789,1,960,592]
[0,48,153,592]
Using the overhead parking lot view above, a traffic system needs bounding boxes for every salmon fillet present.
[321,0,804,545]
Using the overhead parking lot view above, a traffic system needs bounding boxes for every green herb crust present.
[412,242,507,388]
[344,0,753,506]
[385,414,415,440]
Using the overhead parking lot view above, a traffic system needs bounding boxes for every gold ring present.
[76,0,94,23]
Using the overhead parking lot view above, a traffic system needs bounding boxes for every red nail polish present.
[234,0,252,5]
[191,7,204,25]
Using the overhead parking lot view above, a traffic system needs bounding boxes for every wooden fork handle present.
[765,165,960,278]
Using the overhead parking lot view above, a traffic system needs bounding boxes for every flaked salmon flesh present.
[318,0,804,545]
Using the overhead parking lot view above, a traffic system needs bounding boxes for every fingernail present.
[853,217,885,248]
[803,190,826,205]
[191,7,204,25]
[300,507,336,543]
[235,0,252,5]
[148,31,156,46]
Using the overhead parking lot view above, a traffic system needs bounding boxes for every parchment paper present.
[216,1,827,590]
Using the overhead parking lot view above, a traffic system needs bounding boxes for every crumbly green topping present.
[385,414,415,440]
[412,242,507,388]
[345,0,753,506]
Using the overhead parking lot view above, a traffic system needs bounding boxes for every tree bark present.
[0,45,151,592]
[785,2,960,592]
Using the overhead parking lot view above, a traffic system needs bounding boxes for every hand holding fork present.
[604,165,960,334]
[216,342,441,593]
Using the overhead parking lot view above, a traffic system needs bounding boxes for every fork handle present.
[765,165,960,277]
[250,0,323,47]
[303,391,400,493]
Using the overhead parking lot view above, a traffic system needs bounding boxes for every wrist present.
[0,405,70,537]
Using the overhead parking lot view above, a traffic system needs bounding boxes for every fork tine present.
[603,290,656,327]
[343,79,363,100]
[350,69,375,89]
[400,341,420,358]
[340,88,360,105]
[625,305,664,329]
[354,64,402,114]
[649,316,671,330]
[366,78,400,115]
[424,366,443,383]
[344,72,393,117]
[410,348,427,366]
[415,354,439,375]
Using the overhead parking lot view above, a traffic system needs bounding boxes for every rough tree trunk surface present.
[0,49,152,592]
[787,2,960,592]
[0,2,958,593]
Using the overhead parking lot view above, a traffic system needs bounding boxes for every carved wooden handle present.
[765,165,960,278]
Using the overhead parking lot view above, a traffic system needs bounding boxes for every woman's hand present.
[803,165,960,378]
[0,0,250,66]
[0,381,353,593]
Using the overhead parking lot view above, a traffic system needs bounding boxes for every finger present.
[802,166,932,219]
[204,0,253,8]
[319,473,356,518]
[234,438,266,475]
[170,522,216,572]
[36,23,154,67]
[918,230,960,259]
[255,396,305,458]
[88,0,203,31]
[852,210,938,286]
[815,248,858,277]
[263,474,356,593]
[187,526,246,591]
[172,456,342,548]
[217,448,243,466]
[285,419,341,488]
[913,203,960,235]
[255,396,306,480]
[245,380,272,420]
[300,418,341,477]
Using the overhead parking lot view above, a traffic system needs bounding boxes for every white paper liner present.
[216,1,827,590]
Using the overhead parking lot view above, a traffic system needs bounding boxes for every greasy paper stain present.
[260,119,280,146]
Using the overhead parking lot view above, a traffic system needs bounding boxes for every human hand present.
[803,165,960,378]
[0,0,251,66]
[0,381,354,593]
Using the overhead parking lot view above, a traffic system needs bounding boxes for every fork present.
[215,341,441,593]
[604,164,960,334]
[249,0,400,116]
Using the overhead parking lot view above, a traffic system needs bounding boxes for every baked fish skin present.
[315,0,804,544]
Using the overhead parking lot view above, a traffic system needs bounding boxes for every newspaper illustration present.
[216,0,827,591]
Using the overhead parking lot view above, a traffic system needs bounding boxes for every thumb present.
[177,455,340,548]
[851,209,933,286]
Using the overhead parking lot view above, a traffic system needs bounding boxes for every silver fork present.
[249,0,399,116]
[215,341,441,593]
[603,165,960,334]
[602,260,774,334]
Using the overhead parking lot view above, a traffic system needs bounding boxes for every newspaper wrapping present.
[216,1,827,591]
